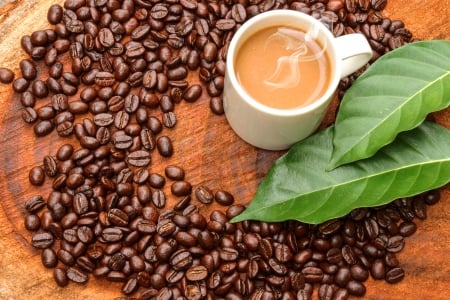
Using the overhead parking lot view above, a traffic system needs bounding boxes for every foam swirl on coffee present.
[263,27,327,92]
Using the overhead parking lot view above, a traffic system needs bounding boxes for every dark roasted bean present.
[385,267,405,284]
[165,165,185,181]
[171,181,192,197]
[157,136,173,157]
[183,84,202,102]
[302,266,324,283]
[31,232,55,249]
[162,111,177,128]
[215,190,234,206]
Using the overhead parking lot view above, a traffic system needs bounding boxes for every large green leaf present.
[231,121,450,224]
[328,40,450,170]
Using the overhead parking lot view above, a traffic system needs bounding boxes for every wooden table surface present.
[0,0,449,299]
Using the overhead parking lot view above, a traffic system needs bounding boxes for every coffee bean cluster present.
[0,0,425,299]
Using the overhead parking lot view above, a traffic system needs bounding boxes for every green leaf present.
[231,121,450,224]
[328,40,450,170]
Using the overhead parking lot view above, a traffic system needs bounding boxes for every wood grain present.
[0,0,449,299]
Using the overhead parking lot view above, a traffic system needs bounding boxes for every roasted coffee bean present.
[29,166,45,186]
[226,205,245,220]
[243,233,259,252]
[385,267,405,284]
[157,136,173,157]
[54,267,69,287]
[175,231,196,247]
[334,267,351,287]
[371,0,387,10]
[346,280,366,297]
[148,173,165,189]
[114,111,130,130]
[66,266,89,283]
[109,252,127,271]
[195,185,214,204]
[158,91,175,110]
[183,84,202,102]
[170,249,193,271]
[31,80,49,98]
[22,107,38,123]
[174,18,194,37]
[216,19,236,31]
[73,193,89,215]
[77,226,94,244]
[151,189,166,208]
[127,150,151,167]
[174,195,191,212]
[398,221,417,237]
[215,190,234,206]
[167,66,187,81]
[341,245,357,265]
[113,134,133,150]
[20,59,37,80]
[162,111,177,128]
[349,264,369,282]
[274,244,292,263]
[257,238,273,260]
[25,195,46,213]
[209,96,224,115]
[94,113,114,127]
[413,198,427,219]
[12,77,29,93]
[165,165,185,181]
[31,232,55,249]
[424,189,440,205]
[185,265,208,281]
[370,259,386,280]
[268,257,287,276]
[25,214,41,231]
[63,228,78,244]
[95,71,115,87]
[171,181,192,197]
[220,247,239,261]
[57,248,75,266]
[318,283,334,300]
[157,219,176,237]
[107,270,127,282]
[102,227,123,242]
[386,235,405,253]
[108,208,129,226]
[302,266,324,283]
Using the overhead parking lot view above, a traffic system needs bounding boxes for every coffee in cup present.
[235,25,332,109]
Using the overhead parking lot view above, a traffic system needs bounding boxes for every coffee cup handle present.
[334,34,373,78]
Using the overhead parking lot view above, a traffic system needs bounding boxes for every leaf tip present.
[229,213,246,223]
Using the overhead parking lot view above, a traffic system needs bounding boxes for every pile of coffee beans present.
[0,0,431,299]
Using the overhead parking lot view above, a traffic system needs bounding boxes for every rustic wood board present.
[0,0,449,299]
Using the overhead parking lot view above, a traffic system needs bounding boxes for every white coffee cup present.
[223,10,372,150]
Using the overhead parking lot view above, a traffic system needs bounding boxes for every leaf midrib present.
[252,157,448,215]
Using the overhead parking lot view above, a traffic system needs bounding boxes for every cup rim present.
[226,10,341,117]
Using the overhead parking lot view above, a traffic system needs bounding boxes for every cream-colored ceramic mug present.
[223,10,372,150]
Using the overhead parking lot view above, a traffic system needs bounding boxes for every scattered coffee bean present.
[25,214,41,231]
[31,232,54,249]
[0,67,14,83]
[215,190,234,206]
[156,136,173,157]
[195,185,214,204]
[165,165,185,181]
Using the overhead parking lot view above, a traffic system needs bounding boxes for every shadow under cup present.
[223,10,342,151]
